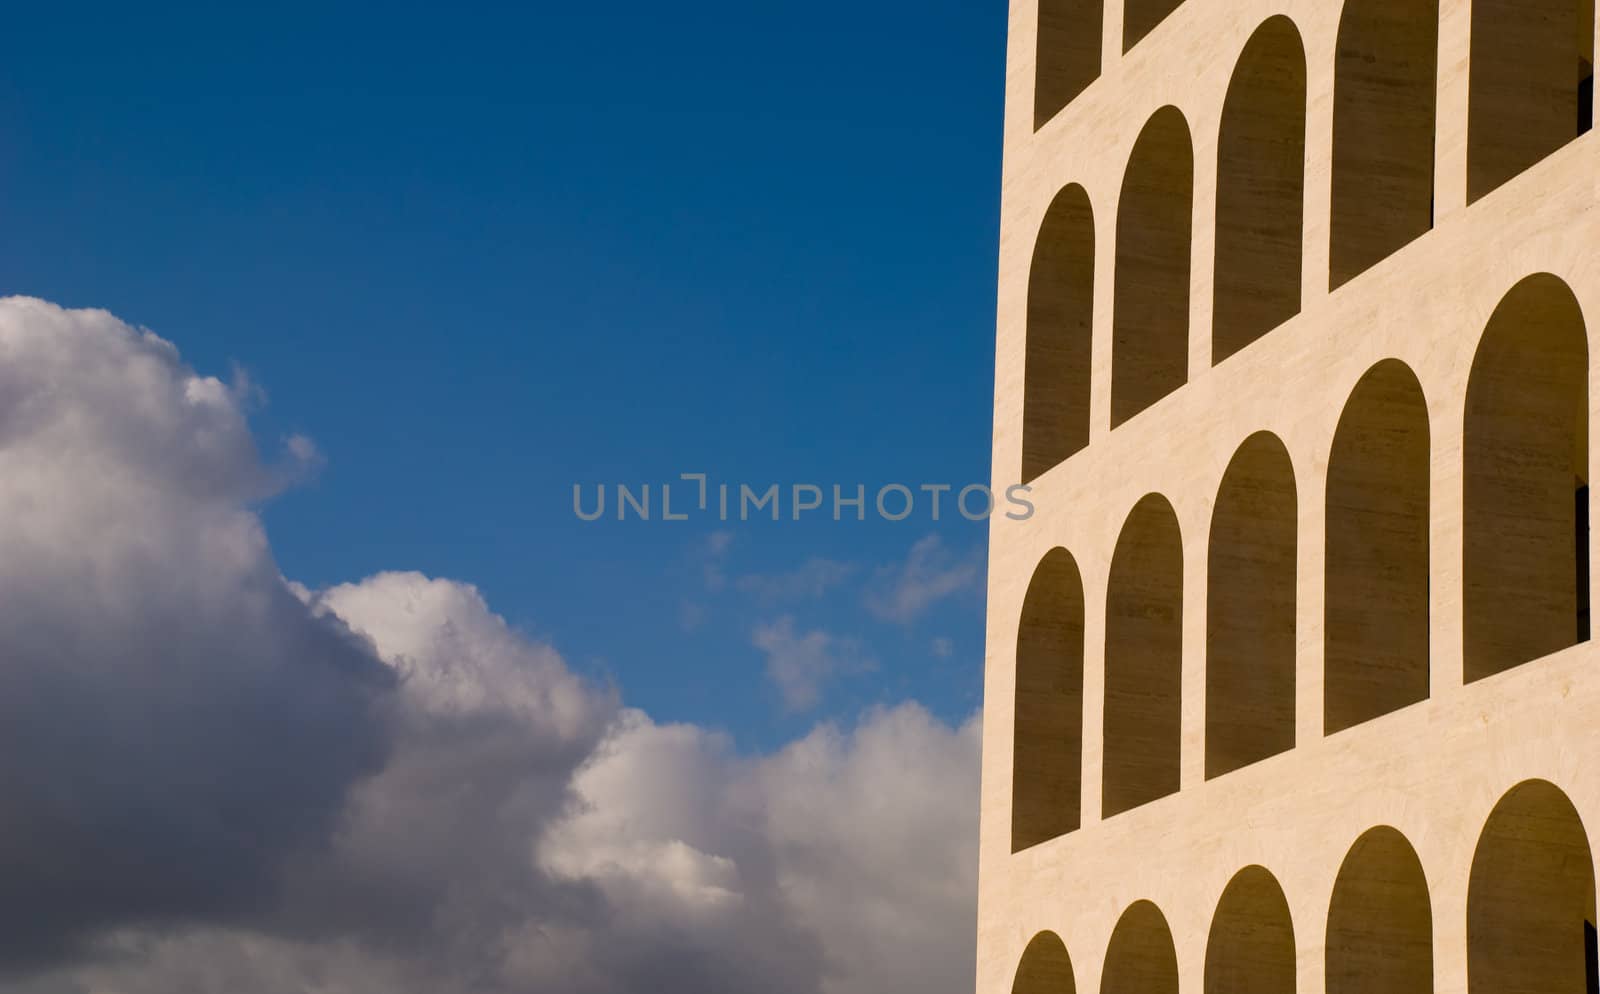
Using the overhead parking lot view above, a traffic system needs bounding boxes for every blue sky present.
[0,0,1006,749]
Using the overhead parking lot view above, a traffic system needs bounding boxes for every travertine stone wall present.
[980,0,1600,991]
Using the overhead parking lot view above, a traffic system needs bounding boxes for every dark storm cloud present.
[0,299,393,968]
[0,298,979,994]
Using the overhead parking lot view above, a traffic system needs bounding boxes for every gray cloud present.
[0,297,980,993]
[0,299,392,968]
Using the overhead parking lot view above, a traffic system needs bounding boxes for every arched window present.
[1013,548,1086,852]
[1036,0,1104,128]
[1113,108,1193,427]
[1206,867,1296,994]
[1014,931,1077,994]
[1207,432,1297,778]
[1468,0,1595,200]
[1024,185,1096,483]
[1102,902,1179,994]
[1325,360,1431,734]
[1124,0,1184,51]
[1214,17,1307,364]
[1330,0,1439,288]
[1463,274,1589,682]
[1468,780,1597,994]
[1104,495,1182,816]
[1327,827,1433,994]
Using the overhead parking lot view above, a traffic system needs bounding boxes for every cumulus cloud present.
[0,298,391,968]
[0,297,980,993]
[865,536,983,625]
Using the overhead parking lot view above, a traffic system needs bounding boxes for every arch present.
[1113,107,1193,427]
[1214,16,1307,364]
[1102,902,1179,994]
[1024,185,1096,483]
[1327,827,1434,994]
[1013,548,1086,852]
[1325,360,1431,734]
[1103,495,1183,816]
[1014,931,1077,994]
[1468,780,1598,994]
[1467,0,1594,201]
[1329,0,1439,288]
[1036,0,1105,129]
[1463,274,1589,682]
[1124,0,1184,51]
[1207,432,1297,778]
[1206,866,1296,994]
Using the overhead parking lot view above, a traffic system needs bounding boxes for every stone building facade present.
[979,2,1600,993]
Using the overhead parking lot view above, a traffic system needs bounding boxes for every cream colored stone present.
[980,1,1600,992]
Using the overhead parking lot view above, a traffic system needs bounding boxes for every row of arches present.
[1024,0,1596,482]
[1013,274,1589,853]
[1035,0,1186,128]
[1014,782,1598,994]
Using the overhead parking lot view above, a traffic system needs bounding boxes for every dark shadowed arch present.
[1113,107,1192,427]
[1330,0,1439,288]
[1124,0,1183,52]
[1468,0,1594,200]
[1468,780,1597,994]
[1036,0,1104,129]
[1325,360,1431,734]
[1207,432,1297,778]
[1463,274,1589,682]
[1214,16,1307,364]
[1207,866,1296,994]
[1327,827,1434,994]
[1015,931,1077,994]
[1104,495,1182,816]
[1024,185,1095,483]
[1013,548,1086,852]
[1102,901,1178,994]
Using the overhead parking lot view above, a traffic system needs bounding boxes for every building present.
[977,2,1600,994]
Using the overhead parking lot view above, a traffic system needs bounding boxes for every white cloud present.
[540,710,745,914]
[736,558,857,602]
[0,297,981,994]
[699,529,735,591]
[753,616,873,712]
[760,706,982,994]
[865,535,983,625]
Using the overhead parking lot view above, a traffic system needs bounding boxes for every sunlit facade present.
[980,2,1600,993]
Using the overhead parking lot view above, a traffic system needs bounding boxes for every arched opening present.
[1013,548,1086,852]
[1463,274,1589,682]
[1024,185,1096,483]
[1207,432,1297,778]
[1468,780,1597,994]
[1015,931,1077,994]
[1214,16,1307,364]
[1327,827,1434,994]
[1036,0,1104,129]
[1102,902,1179,994]
[1104,495,1182,816]
[1467,0,1595,201]
[1325,360,1431,734]
[1329,0,1439,288]
[1113,107,1193,427]
[1206,866,1296,994]
[1124,0,1184,51]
